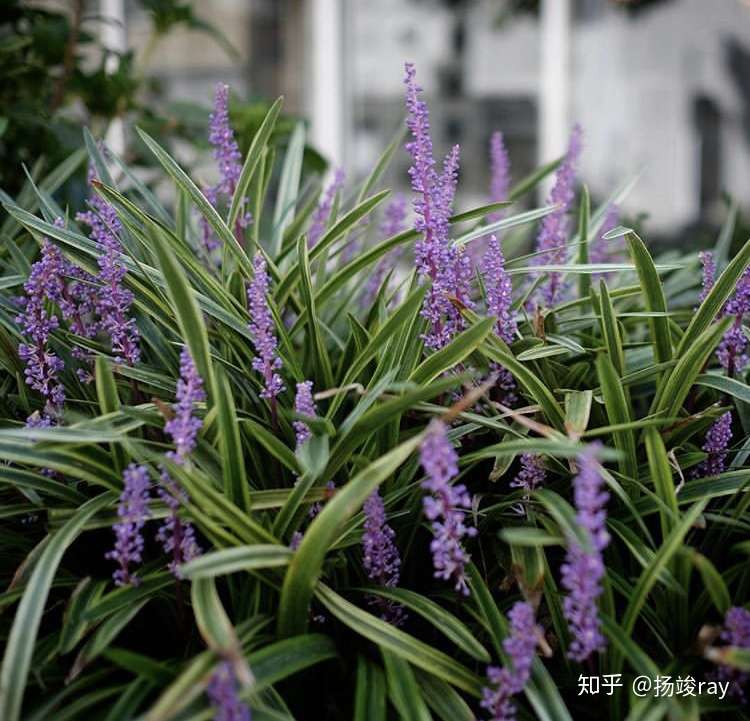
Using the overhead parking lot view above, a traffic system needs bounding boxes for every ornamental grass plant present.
[0,65,749,721]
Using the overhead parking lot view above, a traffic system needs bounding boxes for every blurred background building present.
[39,0,750,241]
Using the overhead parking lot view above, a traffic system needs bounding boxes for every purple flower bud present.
[561,444,609,662]
[308,168,345,248]
[418,420,477,595]
[693,411,732,478]
[207,661,252,721]
[489,131,511,224]
[247,255,284,401]
[532,125,582,307]
[106,464,151,586]
[362,490,406,625]
[481,601,539,721]
[293,380,316,449]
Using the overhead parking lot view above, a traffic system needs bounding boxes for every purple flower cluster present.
[308,168,345,248]
[561,445,609,662]
[247,255,284,401]
[418,420,477,595]
[362,194,409,307]
[693,411,732,478]
[489,131,511,224]
[482,233,518,404]
[15,235,68,417]
[77,168,140,366]
[207,661,252,721]
[201,83,251,256]
[483,235,516,345]
[164,348,207,459]
[481,601,539,721]
[293,380,316,449]
[157,349,205,575]
[404,62,472,350]
[715,606,750,701]
[712,260,750,374]
[511,453,546,502]
[698,251,715,304]
[362,489,405,624]
[532,125,582,307]
[106,464,151,586]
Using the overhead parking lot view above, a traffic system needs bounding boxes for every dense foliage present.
[0,63,749,721]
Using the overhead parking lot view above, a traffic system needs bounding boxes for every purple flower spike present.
[511,453,546,501]
[157,348,205,576]
[77,167,140,366]
[165,349,206,460]
[404,63,470,350]
[293,380,317,449]
[308,168,345,248]
[209,84,242,198]
[489,131,511,224]
[481,601,539,721]
[714,606,750,701]
[361,194,409,307]
[698,251,715,304]
[157,471,202,577]
[362,490,406,624]
[533,125,583,307]
[418,420,477,595]
[247,255,284,401]
[362,490,401,587]
[693,411,732,478]
[207,661,252,721]
[483,235,516,345]
[106,464,151,587]
[16,236,69,414]
[202,84,251,256]
[561,444,609,662]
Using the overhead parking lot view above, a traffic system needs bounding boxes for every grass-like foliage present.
[1,70,750,721]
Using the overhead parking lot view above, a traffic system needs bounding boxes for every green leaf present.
[677,234,750,355]
[596,354,638,482]
[148,225,216,402]
[0,493,111,721]
[354,657,386,721]
[136,127,251,275]
[316,584,483,696]
[382,650,433,721]
[277,434,423,636]
[215,366,250,511]
[228,97,283,228]
[297,236,334,388]
[577,185,591,300]
[180,545,293,579]
[362,587,491,662]
[271,122,305,257]
[626,231,671,364]
[415,670,475,721]
[650,318,731,419]
[409,316,494,385]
